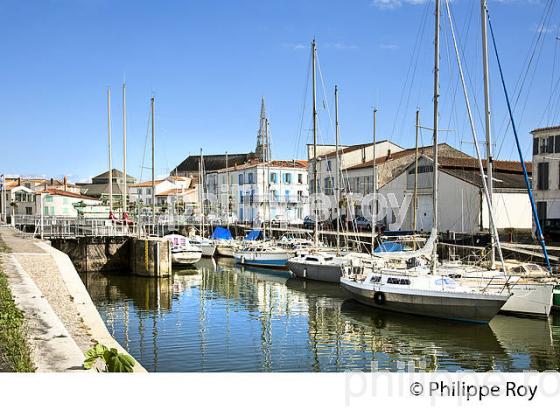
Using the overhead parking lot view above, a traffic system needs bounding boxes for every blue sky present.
[0,0,557,182]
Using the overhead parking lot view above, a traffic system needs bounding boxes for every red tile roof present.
[39,189,99,200]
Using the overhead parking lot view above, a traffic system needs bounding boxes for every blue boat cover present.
[211,227,233,240]
[244,229,262,241]
[374,241,404,253]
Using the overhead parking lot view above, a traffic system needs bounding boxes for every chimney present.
[17,177,21,186]
[63,176,68,191]
[386,149,392,160]
[50,178,54,186]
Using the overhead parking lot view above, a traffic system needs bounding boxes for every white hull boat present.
[341,268,510,323]
[234,244,294,268]
[163,234,203,266]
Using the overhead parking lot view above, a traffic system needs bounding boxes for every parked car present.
[303,215,316,230]
[351,215,372,231]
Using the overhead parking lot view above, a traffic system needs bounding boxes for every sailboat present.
[191,149,216,257]
[433,0,555,318]
[287,42,357,282]
[341,0,510,323]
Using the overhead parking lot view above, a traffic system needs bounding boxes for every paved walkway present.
[0,226,145,372]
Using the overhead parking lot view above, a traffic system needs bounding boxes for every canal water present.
[80,258,560,372]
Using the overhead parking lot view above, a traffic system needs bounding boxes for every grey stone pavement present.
[0,226,94,353]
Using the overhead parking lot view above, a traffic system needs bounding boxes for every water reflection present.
[80,259,560,372]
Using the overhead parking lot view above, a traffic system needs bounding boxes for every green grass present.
[0,238,34,372]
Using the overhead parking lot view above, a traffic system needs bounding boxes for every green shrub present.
[84,343,135,372]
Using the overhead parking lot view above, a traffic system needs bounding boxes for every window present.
[533,138,539,155]
[537,162,549,190]
[408,165,433,174]
[548,136,554,154]
[327,161,332,171]
[239,192,244,204]
[270,172,278,183]
[284,173,292,184]
[238,174,244,185]
[370,276,382,283]
[285,190,290,202]
[298,173,303,184]
[540,138,548,154]
[248,172,254,184]
[324,177,333,195]
[387,277,411,285]
[555,135,560,154]
[25,207,32,215]
[537,201,547,225]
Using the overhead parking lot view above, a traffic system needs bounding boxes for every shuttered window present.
[534,138,539,155]
[548,136,554,153]
[538,162,549,190]
[537,201,547,224]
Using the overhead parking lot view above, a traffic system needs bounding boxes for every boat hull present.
[340,279,507,324]
[287,260,343,283]
[172,251,202,266]
[234,251,291,268]
[216,244,236,257]
[499,283,554,318]
[200,244,217,257]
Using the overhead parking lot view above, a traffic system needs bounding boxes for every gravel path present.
[0,227,94,353]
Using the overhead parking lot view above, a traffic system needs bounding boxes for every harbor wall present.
[51,237,130,273]
[51,236,172,277]
[130,237,172,277]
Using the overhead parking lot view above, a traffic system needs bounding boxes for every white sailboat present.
[341,0,511,323]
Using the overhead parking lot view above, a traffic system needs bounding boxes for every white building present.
[308,140,403,195]
[205,159,309,223]
[378,155,532,234]
[531,126,560,236]
[128,176,192,207]
[36,189,101,217]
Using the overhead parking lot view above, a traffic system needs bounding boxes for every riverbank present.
[0,226,145,372]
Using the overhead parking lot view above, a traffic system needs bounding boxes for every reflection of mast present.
[199,266,208,370]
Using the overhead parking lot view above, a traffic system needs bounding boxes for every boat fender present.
[303,268,307,278]
[373,291,386,306]
[241,256,245,264]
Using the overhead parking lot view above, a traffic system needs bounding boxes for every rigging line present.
[487,6,552,272]
[139,102,152,183]
[444,0,507,273]
[539,23,560,125]
[293,46,312,161]
[394,1,431,141]
[495,0,556,144]
[495,1,556,161]
[389,0,430,141]
[316,53,335,142]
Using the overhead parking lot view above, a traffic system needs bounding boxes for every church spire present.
[255,97,271,162]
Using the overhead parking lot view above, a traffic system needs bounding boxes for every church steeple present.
[255,97,271,162]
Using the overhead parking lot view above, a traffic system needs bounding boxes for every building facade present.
[205,160,309,224]
[532,126,560,236]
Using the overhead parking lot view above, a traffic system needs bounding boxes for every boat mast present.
[107,87,113,213]
[481,0,495,269]
[226,151,230,230]
[122,83,127,215]
[312,39,319,246]
[151,96,156,230]
[199,148,205,237]
[413,110,420,250]
[371,108,377,251]
[334,85,340,253]
[431,0,440,275]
